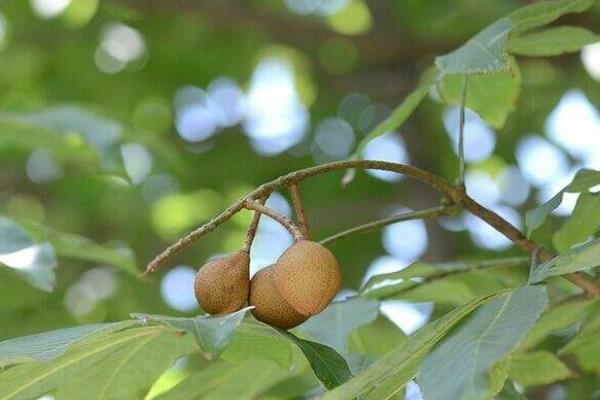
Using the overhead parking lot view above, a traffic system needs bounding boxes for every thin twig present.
[457,74,468,186]
[242,196,268,253]
[319,205,455,246]
[288,182,311,239]
[243,200,304,241]
[363,256,530,299]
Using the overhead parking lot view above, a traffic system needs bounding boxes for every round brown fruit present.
[249,266,308,329]
[273,240,341,316]
[194,251,250,315]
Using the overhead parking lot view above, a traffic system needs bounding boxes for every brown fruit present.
[194,251,250,315]
[249,266,308,329]
[273,240,341,316]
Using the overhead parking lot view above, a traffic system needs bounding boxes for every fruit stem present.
[288,182,311,239]
[319,205,457,246]
[243,199,304,241]
[242,196,268,254]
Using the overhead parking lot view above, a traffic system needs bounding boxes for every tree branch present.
[462,195,600,298]
[144,160,456,275]
[143,160,600,299]
[319,205,455,246]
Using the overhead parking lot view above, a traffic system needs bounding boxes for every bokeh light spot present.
[443,107,496,162]
[545,90,600,169]
[121,143,153,185]
[465,171,500,209]
[160,266,198,312]
[312,117,355,163]
[382,218,428,261]
[151,190,222,238]
[244,58,308,155]
[361,134,409,182]
[26,148,63,184]
[327,0,373,36]
[380,300,433,334]
[132,97,173,134]
[516,135,569,187]
[498,167,530,206]
[95,22,146,74]
[581,43,600,81]
[30,0,72,18]
[467,205,521,250]
[361,255,411,287]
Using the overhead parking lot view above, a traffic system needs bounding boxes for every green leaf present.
[563,328,600,374]
[553,192,600,252]
[299,298,379,355]
[509,351,572,386]
[220,320,295,368]
[0,321,136,368]
[132,307,252,356]
[509,0,594,34]
[525,168,600,236]
[521,298,595,350]
[154,359,287,400]
[0,326,196,400]
[565,169,600,192]
[361,258,527,304]
[321,290,507,400]
[487,358,511,399]
[349,316,407,358]
[0,117,97,165]
[402,267,526,305]
[490,359,512,399]
[436,18,512,75]
[360,258,526,299]
[529,238,600,283]
[17,219,138,275]
[284,332,353,390]
[10,106,122,154]
[0,217,56,292]
[259,373,322,400]
[417,286,548,400]
[438,58,521,128]
[360,261,437,299]
[507,26,599,56]
[561,304,600,347]
[352,78,434,159]
[525,192,564,237]
[497,380,528,400]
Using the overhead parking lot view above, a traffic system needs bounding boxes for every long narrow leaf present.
[321,290,507,400]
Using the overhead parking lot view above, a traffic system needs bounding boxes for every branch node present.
[243,199,304,241]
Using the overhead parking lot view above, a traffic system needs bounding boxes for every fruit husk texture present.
[273,240,341,316]
[249,266,308,329]
[194,251,250,315]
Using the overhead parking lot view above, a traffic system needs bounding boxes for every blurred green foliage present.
[1,1,600,399]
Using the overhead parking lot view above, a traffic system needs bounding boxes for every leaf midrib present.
[1,327,157,400]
